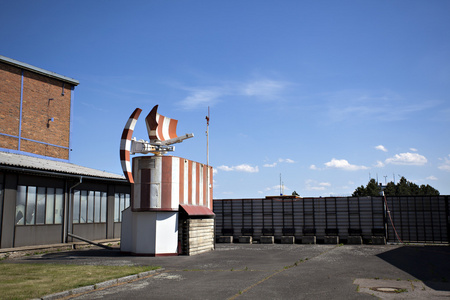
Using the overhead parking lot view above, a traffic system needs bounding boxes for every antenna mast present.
[206,106,210,166]
[280,173,282,196]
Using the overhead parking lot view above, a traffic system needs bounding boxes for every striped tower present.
[131,156,213,212]
[120,105,214,256]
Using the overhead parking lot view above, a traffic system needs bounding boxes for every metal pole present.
[206,106,210,167]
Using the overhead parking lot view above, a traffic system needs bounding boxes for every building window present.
[72,190,107,224]
[15,186,64,225]
[114,193,130,222]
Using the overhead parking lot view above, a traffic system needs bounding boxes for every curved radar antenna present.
[120,108,142,183]
[146,105,178,145]
[120,105,194,183]
[145,105,194,146]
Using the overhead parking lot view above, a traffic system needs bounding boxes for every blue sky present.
[1,1,449,198]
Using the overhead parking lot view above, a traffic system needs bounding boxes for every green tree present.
[352,179,381,196]
[353,177,440,196]
[419,184,440,196]
[396,177,410,195]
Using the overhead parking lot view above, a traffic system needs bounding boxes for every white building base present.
[121,208,179,256]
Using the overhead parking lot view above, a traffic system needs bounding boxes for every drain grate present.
[370,287,407,293]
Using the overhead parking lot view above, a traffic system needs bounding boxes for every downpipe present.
[64,176,82,243]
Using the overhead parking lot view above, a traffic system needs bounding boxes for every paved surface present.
[8,243,450,299]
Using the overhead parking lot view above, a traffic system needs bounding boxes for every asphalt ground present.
[7,243,450,299]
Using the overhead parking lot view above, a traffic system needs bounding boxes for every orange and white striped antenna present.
[120,105,194,183]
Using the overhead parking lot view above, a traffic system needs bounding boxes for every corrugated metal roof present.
[0,55,79,86]
[0,151,125,180]
[179,204,215,216]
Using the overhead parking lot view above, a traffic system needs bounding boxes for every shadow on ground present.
[376,245,450,291]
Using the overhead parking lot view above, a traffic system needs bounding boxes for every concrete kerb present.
[35,268,163,300]
[0,239,120,260]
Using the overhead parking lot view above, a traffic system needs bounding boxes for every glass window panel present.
[46,188,55,224]
[94,191,101,223]
[120,193,126,222]
[36,187,46,225]
[73,190,80,223]
[26,186,37,225]
[87,191,94,223]
[80,190,87,223]
[54,188,63,224]
[100,192,107,223]
[16,186,27,225]
[125,194,130,209]
[114,193,120,222]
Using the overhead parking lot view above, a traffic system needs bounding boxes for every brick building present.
[0,55,130,249]
[0,55,77,160]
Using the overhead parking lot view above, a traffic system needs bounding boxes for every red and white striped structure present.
[146,105,178,144]
[120,105,214,256]
[120,108,142,183]
[131,155,213,211]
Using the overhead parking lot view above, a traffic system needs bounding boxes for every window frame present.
[15,185,64,226]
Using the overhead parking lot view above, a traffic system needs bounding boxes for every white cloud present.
[375,145,388,152]
[177,78,289,110]
[258,184,290,195]
[263,162,277,168]
[410,148,418,152]
[263,158,295,168]
[438,155,450,171]
[278,158,295,163]
[426,175,438,181]
[324,158,368,171]
[243,79,288,99]
[178,88,222,110]
[309,164,319,170]
[324,89,441,123]
[374,160,385,168]
[385,152,427,166]
[306,179,331,191]
[216,164,259,173]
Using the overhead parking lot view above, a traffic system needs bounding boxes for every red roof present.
[179,204,215,216]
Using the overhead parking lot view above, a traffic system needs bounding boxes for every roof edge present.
[0,55,79,86]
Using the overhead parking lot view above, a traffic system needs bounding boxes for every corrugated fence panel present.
[293,199,304,237]
[272,200,284,238]
[262,198,274,236]
[302,198,315,235]
[282,199,295,236]
[359,197,375,239]
[242,199,253,236]
[233,200,243,239]
[314,198,326,238]
[325,197,338,236]
[386,196,449,244]
[213,196,449,244]
[252,199,263,239]
[336,198,349,238]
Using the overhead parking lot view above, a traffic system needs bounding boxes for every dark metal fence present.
[385,196,449,243]
[213,196,450,244]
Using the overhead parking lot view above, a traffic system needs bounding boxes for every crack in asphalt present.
[227,244,340,299]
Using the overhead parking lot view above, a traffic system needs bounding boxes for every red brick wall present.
[0,135,19,150]
[0,63,21,139]
[0,61,74,160]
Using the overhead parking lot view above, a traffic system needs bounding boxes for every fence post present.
[383,196,388,241]
[445,196,450,243]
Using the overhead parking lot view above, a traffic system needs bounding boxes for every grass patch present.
[0,263,159,300]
